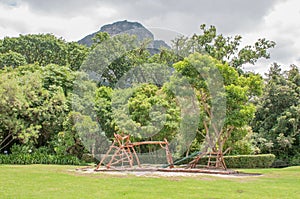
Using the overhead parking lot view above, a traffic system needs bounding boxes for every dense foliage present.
[171,24,275,70]
[0,25,298,166]
[252,64,300,165]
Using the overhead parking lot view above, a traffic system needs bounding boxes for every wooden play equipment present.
[187,150,227,170]
[162,149,228,170]
[96,133,173,170]
[95,133,229,171]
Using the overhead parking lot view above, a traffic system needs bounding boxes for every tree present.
[81,33,153,87]
[173,53,262,155]
[94,83,181,154]
[0,66,68,151]
[66,42,89,71]
[0,34,88,69]
[0,62,101,156]
[252,64,300,164]
[171,24,275,70]
[0,51,27,68]
[50,111,107,158]
[91,32,110,48]
[94,86,116,139]
[0,34,67,66]
[41,64,75,96]
[0,69,28,151]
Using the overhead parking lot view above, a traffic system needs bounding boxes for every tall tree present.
[252,64,300,164]
[171,24,276,70]
[173,53,263,155]
[81,33,154,87]
[0,34,88,70]
[0,65,68,150]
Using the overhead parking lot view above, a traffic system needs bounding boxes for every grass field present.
[0,165,299,199]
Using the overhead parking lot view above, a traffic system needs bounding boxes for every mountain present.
[78,20,169,51]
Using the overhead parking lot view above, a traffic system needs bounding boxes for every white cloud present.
[0,2,101,40]
[0,0,299,73]
[240,0,300,73]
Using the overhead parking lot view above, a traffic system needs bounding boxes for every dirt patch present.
[75,167,262,178]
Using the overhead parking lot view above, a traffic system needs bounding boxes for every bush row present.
[224,154,275,168]
[0,154,82,165]
[0,153,275,168]
[174,154,275,168]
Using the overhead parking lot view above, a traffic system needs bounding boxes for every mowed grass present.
[0,165,299,199]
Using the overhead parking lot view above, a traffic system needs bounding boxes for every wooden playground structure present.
[95,133,228,172]
[96,133,174,170]
[187,151,227,170]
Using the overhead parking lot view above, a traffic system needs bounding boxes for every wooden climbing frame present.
[187,150,227,170]
[96,133,174,170]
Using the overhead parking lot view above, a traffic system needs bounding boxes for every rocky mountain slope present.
[78,20,169,51]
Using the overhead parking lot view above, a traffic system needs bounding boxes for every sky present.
[0,0,300,74]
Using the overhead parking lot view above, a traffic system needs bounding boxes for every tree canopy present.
[0,25,298,166]
[252,64,300,165]
[171,24,276,69]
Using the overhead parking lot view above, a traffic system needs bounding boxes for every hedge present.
[0,154,82,165]
[224,154,275,168]
[2,153,273,168]
[174,154,275,168]
[97,153,276,168]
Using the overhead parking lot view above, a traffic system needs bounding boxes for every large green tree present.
[252,64,300,165]
[94,83,181,154]
[0,63,99,157]
[171,24,276,70]
[81,33,154,87]
[172,53,263,155]
[0,34,88,70]
[0,65,68,151]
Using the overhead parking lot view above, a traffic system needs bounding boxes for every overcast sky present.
[0,0,300,74]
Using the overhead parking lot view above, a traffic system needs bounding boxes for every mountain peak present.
[78,20,154,46]
[100,20,145,34]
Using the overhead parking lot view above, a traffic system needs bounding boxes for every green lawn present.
[0,165,299,199]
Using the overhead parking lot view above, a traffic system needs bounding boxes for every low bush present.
[174,154,275,168]
[0,154,82,165]
[290,153,300,166]
[224,154,275,168]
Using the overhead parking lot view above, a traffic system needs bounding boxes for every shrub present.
[174,154,275,168]
[0,154,82,165]
[290,153,300,166]
[10,144,32,155]
[224,154,275,168]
